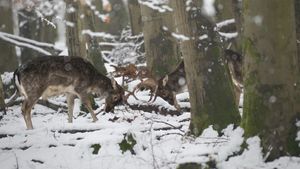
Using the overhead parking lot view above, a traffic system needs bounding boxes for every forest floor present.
[1,67,300,169]
[0,75,300,169]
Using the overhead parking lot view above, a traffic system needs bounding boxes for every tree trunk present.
[79,1,107,74]
[0,0,18,73]
[39,15,57,44]
[241,0,300,160]
[170,0,240,135]
[106,0,129,35]
[0,77,5,113]
[215,0,242,106]
[65,0,86,57]
[18,8,56,63]
[295,0,300,66]
[141,3,181,78]
[127,0,142,35]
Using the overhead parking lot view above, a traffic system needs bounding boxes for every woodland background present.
[0,0,300,169]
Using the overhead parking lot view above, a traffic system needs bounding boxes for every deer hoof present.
[92,117,98,122]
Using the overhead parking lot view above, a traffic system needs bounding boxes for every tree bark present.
[18,8,56,63]
[127,0,142,35]
[65,0,86,57]
[0,77,5,113]
[0,0,18,73]
[241,0,300,160]
[295,0,300,66]
[170,0,240,135]
[79,1,107,74]
[141,2,181,78]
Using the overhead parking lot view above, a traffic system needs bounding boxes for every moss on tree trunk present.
[242,0,300,160]
[171,0,240,135]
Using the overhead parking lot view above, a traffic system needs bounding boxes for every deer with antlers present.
[14,56,125,129]
[128,61,186,111]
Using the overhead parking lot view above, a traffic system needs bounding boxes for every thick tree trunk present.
[65,0,86,57]
[241,0,300,160]
[215,0,241,106]
[0,0,18,73]
[295,0,300,66]
[80,1,107,74]
[127,0,142,35]
[18,8,56,63]
[170,0,240,135]
[141,3,181,78]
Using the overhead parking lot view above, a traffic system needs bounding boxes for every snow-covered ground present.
[1,72,300,169]
[0,95,300,169]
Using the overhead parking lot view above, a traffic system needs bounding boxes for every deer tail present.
[13,68,21,92]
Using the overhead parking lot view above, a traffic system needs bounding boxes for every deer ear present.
[162,75,168,86]
[111,78,118,90]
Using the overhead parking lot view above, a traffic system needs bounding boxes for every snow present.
[216,19,235,29]
[82,29,117,39]
[1,72,14,85]
[139,0,173,13]
[1,86,299,169]
[253,15,263,26]
[171,33,190,41]
[218,32,238,39]
[0,32,52,55]
[202,0,216,17]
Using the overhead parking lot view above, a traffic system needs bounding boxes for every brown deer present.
[131,61,186,111]
[14,56,124,129]
[110,64,138,85]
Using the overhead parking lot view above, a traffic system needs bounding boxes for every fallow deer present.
[131,61,186,111]
[111,64,138,85]
[14,56,124,129]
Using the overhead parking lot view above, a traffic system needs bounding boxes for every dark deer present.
[14,56,124,129]
[224,49,243,106]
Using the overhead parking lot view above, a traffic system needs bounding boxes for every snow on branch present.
[138,0,173,12]
[82,30,117,39]
[215,19,238,39]
[35,10,57,29]
[0,33,51,55]
[0,31,62,55]
[216,19,236,30]
[0,31,55,48]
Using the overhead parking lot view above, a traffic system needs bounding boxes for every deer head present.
[104,79,124,112]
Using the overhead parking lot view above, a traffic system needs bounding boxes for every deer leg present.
[172,92,181,111]
[21,99,35,130]
[80,95,98,122]
[149,86,158,103]
[66,94,76,123]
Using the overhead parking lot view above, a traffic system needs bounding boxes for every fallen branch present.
[127,103,182,116]
[0,31,62,55]
[6,98,67,112]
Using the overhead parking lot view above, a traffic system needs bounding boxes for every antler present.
[111,64,138,85]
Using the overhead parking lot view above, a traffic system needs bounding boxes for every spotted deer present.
[14,56,124,129]
[131,61,186,111]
